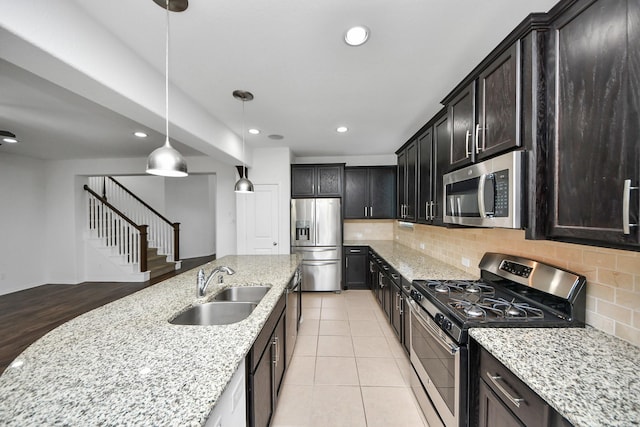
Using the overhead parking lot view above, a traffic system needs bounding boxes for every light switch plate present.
[461,257,470,267]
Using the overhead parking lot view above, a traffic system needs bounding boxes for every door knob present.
[273,242,278,246]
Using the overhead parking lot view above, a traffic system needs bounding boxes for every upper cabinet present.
[344,166,396,219]
[291,164,344,198]
[444,41,522,171]
[417,110,449,225]
[546,0,639,246]
[396,141,417,221]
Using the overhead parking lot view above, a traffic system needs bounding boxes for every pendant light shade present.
[146,0,188,177]
[146,137,188,177]
[234,90,254,193]
[234,177,255,193]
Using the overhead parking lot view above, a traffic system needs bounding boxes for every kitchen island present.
[470,327,640,427]
[0,255,300,426]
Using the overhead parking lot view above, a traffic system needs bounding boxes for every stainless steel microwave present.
[443,150,524,228]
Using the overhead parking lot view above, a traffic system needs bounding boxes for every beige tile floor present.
[272,290,429,427]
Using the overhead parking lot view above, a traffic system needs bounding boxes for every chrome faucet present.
[197,266,236,297]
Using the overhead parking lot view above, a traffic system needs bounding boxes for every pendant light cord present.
[242,99,246,176]
[165,0,170,145]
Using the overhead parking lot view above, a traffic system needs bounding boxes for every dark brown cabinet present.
[291,164,344,198]
[448,83,476,170]
[475,345,571,427]
[546,0,640,247]
[344,166,396,219]
[344,246,368,289]
[417,110,449,225]
[476,43,521,161]
[247,295,287,427]
[445,40,521,171]
[397,141,417,221]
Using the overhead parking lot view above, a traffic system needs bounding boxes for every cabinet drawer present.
[249,295,286,372]
[479,348,549,427]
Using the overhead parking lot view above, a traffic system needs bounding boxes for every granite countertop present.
[344,239,476,282]
[470,327,640,427]
[0,255,301,426]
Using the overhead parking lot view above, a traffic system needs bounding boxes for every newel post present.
[173,222,180,262]
[139,225,148,272]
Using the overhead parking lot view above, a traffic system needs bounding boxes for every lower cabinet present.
[246,295,286,427]
[476,345,571,427]
[344,246,368,290]
[401,292,411,355]
[389,279,402,339]
[205,359,247,427]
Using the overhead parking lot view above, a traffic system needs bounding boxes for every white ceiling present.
[0,0,559,162]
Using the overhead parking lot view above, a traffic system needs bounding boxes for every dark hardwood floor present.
[0,254,215,375]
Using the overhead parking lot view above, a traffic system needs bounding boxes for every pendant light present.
[146,0,188,177]
[233,90,254,193]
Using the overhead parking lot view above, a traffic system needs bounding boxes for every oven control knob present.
[442,319,452,331]
[410,290,422,301]
[434,313,444,324]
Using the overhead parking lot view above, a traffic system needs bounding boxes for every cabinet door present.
[397,150,406,219]
[273,313,286,399]
[477,43,521,160]
[316,165,343,197]
[250,349,273,427]
[405,141,418,221]
[448,83,476,170]
[478,380,524,427]
[390,281,401,339]
[344,168,368,218]
[291,166,316,197]
[401,295,410,355]
[345,249,368,289]
[433,114,450,226]
[417,127,434,223]
[547,0,639,245]
[369,167,396,219]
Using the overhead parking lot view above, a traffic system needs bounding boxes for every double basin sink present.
[170,286,271,326]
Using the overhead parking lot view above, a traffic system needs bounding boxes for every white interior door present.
[245,184,279,254]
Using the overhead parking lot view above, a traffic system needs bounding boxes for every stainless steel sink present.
[213,286,271,303]
[169,301,257,326]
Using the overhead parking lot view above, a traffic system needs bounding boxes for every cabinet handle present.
[399,296,404,315]
[486,372,525,408]
[391,273,399,280]
[349,249,361,253]
[346,257,349,268]
[475,123,482,154]
[431,201,435,220]
[465,130,471,158]
[370,261,375,273]
[364,206,368,217]
[272,338,277,365]
[370,206,373,217]
[623,179,638,235]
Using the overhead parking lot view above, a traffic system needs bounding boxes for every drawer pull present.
[487,372,525,408]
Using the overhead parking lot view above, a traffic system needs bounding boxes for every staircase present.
[84,177,181,281]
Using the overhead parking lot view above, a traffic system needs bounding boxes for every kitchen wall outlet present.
[356,232,363,238]
[461,257,471,268]
[419,242,425,250]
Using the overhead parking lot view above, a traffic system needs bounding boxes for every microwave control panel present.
[493,170,509,217]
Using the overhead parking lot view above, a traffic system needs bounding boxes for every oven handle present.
[409,300,459,355]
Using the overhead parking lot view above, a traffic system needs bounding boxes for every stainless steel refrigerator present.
[291,198,342,292]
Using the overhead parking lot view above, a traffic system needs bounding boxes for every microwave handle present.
[478,174,487,218]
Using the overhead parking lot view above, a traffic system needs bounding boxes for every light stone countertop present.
[0,254,301,426]
[344,240,476,282]
[470,327,640,427]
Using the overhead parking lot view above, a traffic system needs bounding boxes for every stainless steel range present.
[408,253,586,427]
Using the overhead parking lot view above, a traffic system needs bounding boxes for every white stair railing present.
[87,176,179,262]
[85,186,148,272]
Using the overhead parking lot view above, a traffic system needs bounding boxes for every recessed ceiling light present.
[268,134,284,140]
[248,128,260,135]
[134,131,148,138]
[344,26,369,46]
[0,130,18,143]
[336,126,348,133]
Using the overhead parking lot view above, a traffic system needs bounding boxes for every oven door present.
[409,300,466,427]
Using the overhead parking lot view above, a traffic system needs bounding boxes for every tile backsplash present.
[392,222,640,347]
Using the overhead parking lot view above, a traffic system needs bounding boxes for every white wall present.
[0,154,47,295]
[294,154,397,166]
[0,154,236,295]
[165,175,216,259]
[115,176,167,216]
[237,147,291,255]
